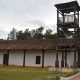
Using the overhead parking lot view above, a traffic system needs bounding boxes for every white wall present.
[67,52,78,67]
[9,50,23,66]
[58,52,62,67]
[0,50,76,68]
[25,50,42,67]
[44,50,56,67]
[44,50,62,67]
[0,52,4,64]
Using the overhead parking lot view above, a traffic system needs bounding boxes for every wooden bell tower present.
[55,1,80,68]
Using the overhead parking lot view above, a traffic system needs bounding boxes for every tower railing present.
[58,15,78,24]
[57,38,75,46]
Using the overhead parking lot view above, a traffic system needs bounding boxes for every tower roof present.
[55,1,80,13]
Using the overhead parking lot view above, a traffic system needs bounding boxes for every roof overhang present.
[55,1,80,13]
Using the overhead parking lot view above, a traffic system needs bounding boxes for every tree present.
[36,26,44,33]
[44,29,57,39]
[33,33,43,39]
[7,28,17,40]
[16,30,24,40]
[16,29,31,40]
[23,29,31,39]
[8,27,57,40]
[52,33,57,39]
[44,29,52,39]
[31,27,44,39]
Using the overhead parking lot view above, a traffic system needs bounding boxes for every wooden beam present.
[42,49,44,68]
[61,51,64,67]
[55,50,59,68]
[73,47,77,68]
[7,50,9,66]
[77,51,80,68]
[23,50,26,67]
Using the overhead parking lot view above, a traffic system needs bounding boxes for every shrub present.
[63,70,79,77]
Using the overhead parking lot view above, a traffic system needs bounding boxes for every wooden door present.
[3,54,9,66]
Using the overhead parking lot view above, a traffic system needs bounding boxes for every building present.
[0,39,80,68]
[0,1,80,68]
[0,39,57,68]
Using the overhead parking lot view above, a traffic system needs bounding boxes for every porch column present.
[55,50,59,68]
[65,51,67,67]
[61,51,64,67]
[23,50,26,67]
[77,52,80,68]
[77,51,80,68]
[42,49,44,68]
[7,50,9,66]
[73,48,77,68]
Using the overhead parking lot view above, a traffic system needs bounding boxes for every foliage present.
[24,29,31,39]
[16,30,24,40]
[32,33,44,39]
[44,29,57,39]
[63,70,79,77]
[31,27,44,39]
[7,28,17,40]
[16,29,31,40]
[8,27,57,40]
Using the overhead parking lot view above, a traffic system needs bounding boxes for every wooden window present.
[36,56,41,64]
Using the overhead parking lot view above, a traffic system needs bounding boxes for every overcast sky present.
[0,0,80,39]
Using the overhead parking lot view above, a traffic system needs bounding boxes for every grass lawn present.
[0,66,78,80]
[0,67,53,80]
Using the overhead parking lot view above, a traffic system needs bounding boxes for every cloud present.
[0,0,80,39]
[0,29,9,39]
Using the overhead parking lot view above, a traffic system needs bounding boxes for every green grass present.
[0,67,53,80]
[0,66,78,80]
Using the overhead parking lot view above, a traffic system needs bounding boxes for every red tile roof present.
[0,39,80,50]
[0,40,56,50]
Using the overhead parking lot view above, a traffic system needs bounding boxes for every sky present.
[0,0,80,39]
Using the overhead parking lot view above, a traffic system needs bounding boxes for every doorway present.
[3,53,9,66]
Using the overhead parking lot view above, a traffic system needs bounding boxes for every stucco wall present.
[0,52,4,64]
[67,52,78,67]
[25,50,42,67]
[9,50,23,66]
[58,52,62,67]
[0,50,77,68]
[44,50,56,67]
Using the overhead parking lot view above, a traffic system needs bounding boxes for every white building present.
[0,39,78,68]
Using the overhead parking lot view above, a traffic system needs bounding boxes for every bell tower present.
[55,1,80,39]
[55,1,80,68]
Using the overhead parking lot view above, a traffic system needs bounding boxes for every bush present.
[63,70,79,77]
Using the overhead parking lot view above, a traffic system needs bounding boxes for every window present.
[36,56,41,64]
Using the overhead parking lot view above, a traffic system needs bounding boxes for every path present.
[70,75,80,80]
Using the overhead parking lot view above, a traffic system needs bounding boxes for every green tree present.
[8,27,57,40]
[16,29,31,40]
[44,29,52,39]
[31,27,44,39]
[44,29,57,39]
[7,28,17,40]
[52,33,57,39]
[23,29,31,39]
[33,33,43,39]
[16,30,24,40]
[36,26,44,33]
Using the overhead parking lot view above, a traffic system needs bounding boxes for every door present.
[3,53,9,66]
